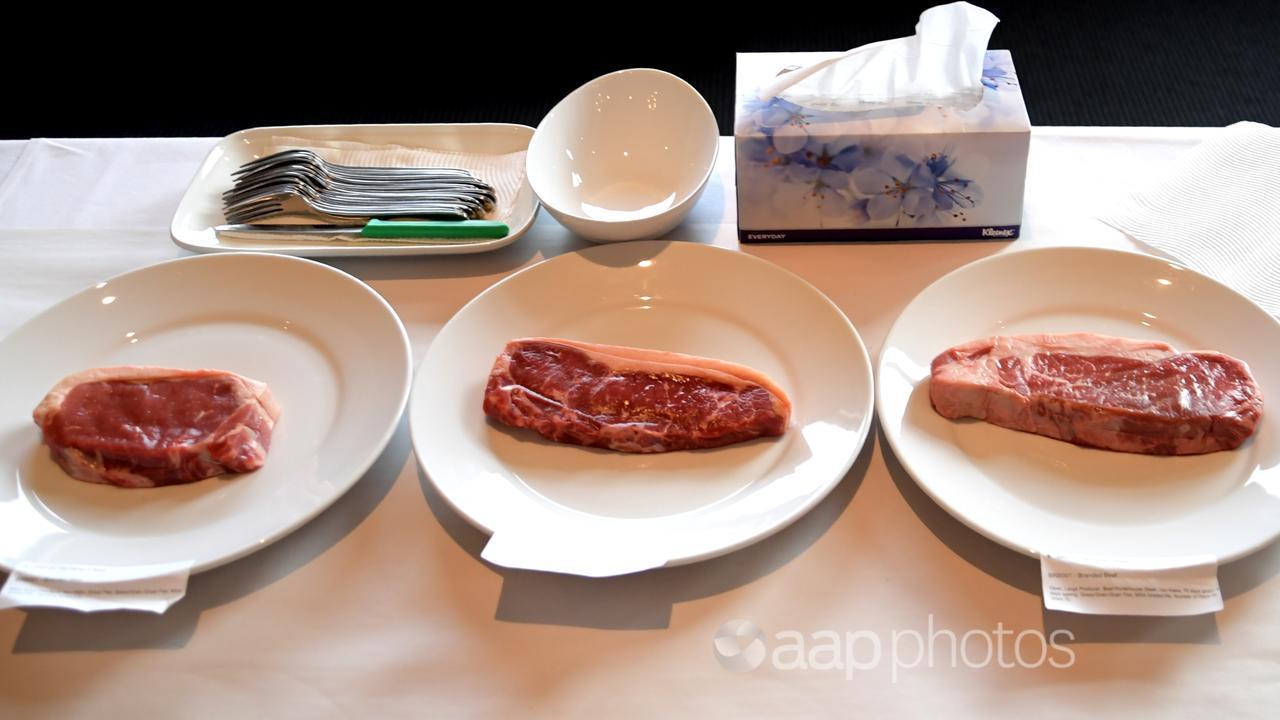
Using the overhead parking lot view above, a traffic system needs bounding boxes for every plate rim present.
[876,245,1280,564]
[0,251,414,574]
[409,240,875,570]
[169,122,541,258]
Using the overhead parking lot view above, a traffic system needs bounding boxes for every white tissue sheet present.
[760,1,999,112]
[1101,122,1280,317]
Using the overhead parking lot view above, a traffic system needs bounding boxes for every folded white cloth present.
[1101,121,1280,316]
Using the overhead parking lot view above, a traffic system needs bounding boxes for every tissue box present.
[735,50,1030,242]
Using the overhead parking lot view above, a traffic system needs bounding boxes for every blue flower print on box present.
[981,52,1018,92]
[740,135,791,169]
[793,136,865,173]
[739,96,816,155]
[851,147,982,227]
[779,165,853,220]
[921,151,984,222]
[853,150,934,221]
[738,84,989,229]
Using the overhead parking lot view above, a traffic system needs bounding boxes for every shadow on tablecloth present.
[6,416,412,653]
[880,424,1280,646]
[416,419,876,630]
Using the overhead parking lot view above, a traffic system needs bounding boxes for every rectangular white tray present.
[170,123,539,257]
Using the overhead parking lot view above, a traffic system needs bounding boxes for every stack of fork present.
[222,149,498,225]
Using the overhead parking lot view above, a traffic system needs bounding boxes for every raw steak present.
[930,333,1263,455]
[33,367,282,488]
[483,338,791,452]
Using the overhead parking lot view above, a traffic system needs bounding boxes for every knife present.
[214,219,510,243]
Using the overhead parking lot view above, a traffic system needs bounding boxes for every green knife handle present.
[361,219,510,239]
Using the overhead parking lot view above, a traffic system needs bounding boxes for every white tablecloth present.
[1,129,1277,718]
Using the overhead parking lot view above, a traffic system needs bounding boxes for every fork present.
[231,154,495,194]
[234,149,478,183]
[222,172,495,211]
[224,191,475,224]
[222,149,498,224]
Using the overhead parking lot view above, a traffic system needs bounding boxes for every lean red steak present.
[483,338,791,453]
[929,333,1263,455]
[33,367,282,488]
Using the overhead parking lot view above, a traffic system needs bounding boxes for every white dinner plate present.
[170,123,540,257]
[0,253,412,573]
[410,241,874,576]
[878,246,1280,563]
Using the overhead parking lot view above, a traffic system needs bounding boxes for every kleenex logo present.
[982,227,1016,238]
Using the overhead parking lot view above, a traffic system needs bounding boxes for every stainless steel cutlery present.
[222,149,499,225]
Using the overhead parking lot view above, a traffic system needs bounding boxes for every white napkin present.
[268,136,527,221]
[1101,121,1280,316]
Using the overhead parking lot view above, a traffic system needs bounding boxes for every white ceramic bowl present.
[527,68,719,243]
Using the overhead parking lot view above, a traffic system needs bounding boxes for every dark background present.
[4,0,1276,139]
